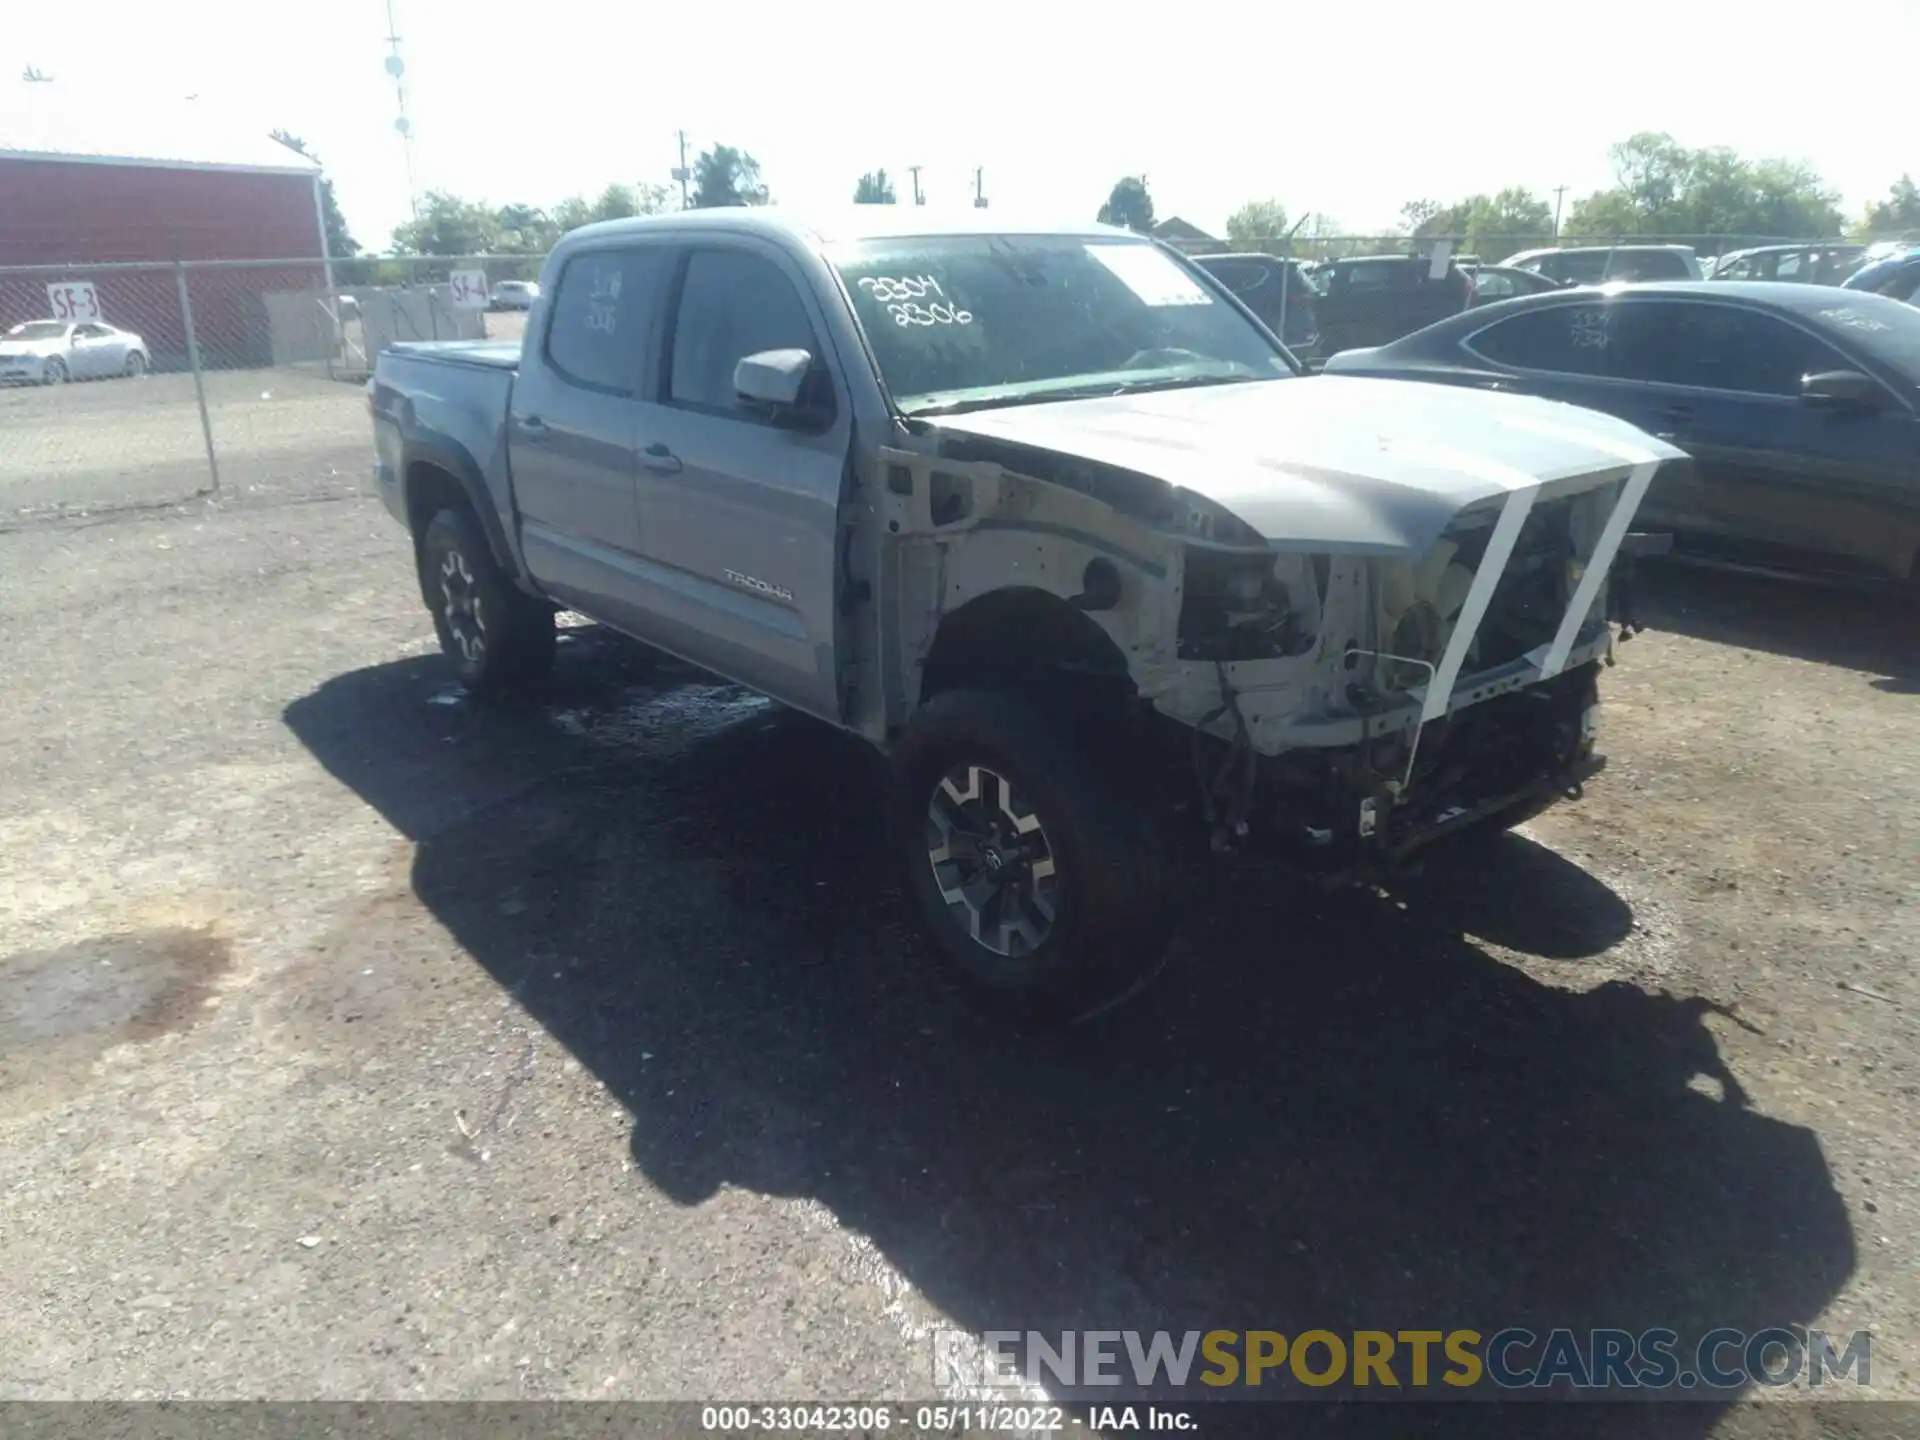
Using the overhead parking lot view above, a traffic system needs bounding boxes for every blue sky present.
[8,0,1914,251]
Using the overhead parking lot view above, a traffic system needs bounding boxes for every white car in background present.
[488,280,540,311]
[0,319,151,385]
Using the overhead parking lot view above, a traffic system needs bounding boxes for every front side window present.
[667,249,824,414]
[1643,304,1848,394]
[832,235,1294,415]
[544,247,670,394]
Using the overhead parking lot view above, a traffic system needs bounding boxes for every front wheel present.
[890,688,1174,1024]
[42,358,67,386]
[417,506,555,693]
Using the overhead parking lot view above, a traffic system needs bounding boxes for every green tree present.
[1858,175,1920,239]
[1403,188,1555,260]
[1563,132,1843,245]
[691,146,770,208]
[493,203,556,254]
[270,130,360,258]
[390,190,501,256]
[577,182,672,224]
[1097,176,1155,233]
[854,169,897,204]
[1225,198,1289,252]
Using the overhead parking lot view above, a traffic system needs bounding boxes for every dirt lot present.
[0,310,523,521]
[0,476,1916,1433]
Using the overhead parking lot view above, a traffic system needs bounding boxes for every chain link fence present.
[1158,233,1841,264]
[0,255,535,523]
[0,235,1870,523]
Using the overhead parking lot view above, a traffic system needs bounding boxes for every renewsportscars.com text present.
[935,1327,1872,1394]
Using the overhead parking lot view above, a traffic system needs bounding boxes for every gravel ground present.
[0,308,521,522]
[0,478,1915,1436]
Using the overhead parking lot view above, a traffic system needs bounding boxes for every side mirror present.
[734,348,810,408]
[1800,369,1884,411]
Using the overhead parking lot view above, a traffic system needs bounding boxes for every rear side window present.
[545,247,670,394]
[1467,302,1658,376]
[1546,252,1610,284]
[1610,249,1692,281]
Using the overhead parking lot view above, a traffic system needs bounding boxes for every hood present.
[925,376,1683,559]
[0,338,61,359]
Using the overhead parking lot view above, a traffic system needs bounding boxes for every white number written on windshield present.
[858,275,974,328]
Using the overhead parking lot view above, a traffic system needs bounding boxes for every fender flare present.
[400,431,523,583]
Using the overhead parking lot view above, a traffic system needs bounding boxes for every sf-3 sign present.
[47,282,101,324]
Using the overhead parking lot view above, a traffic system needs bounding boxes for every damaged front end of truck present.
[857,378,1684,880]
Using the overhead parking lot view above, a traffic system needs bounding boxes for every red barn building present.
[0,96,328,368]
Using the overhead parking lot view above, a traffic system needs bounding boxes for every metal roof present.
[0,90,319,176]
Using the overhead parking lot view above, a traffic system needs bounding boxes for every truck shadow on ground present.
[285,634,1854,1437]
[1637,562,1920,693]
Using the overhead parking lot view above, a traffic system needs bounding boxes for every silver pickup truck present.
[369,209,1682,1020]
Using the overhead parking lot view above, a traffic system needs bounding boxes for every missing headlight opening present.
[1372,493,1589,687]
[1178,548,1321,661]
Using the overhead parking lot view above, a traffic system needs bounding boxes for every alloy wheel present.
[925,763,1059,956]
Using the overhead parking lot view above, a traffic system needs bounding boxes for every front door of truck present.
[627,240,852,723]
[508,244,671,626]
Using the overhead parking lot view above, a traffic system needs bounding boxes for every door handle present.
[514,415,550,439]
[639,442,682,475]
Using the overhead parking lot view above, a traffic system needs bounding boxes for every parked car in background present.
[1707,244,1865,285]
[1302,254,1474,355]
[0,320,150,385]
[1504,245,1703,284]
[1190,251,1323,360]
[1459,263,1561,305]
[489,280,541,311]
[1841,249,1920,304]
[1322,282,1920,584]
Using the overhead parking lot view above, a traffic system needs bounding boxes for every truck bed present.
[385,339,522,372]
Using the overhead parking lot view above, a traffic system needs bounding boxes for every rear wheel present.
[891,688,1174,1024]
[417,506,555,693]
[124,352,148,378]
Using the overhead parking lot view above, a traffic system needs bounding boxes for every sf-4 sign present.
[448,270,490,310]
[47,282,101,323]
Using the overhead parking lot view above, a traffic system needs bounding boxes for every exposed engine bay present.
[859,380,1677,873]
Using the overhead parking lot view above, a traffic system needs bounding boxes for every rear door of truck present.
[507,243,674,620]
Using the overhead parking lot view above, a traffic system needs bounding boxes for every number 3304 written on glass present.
[858,274,972,327]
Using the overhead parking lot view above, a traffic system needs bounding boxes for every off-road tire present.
[890,687,1175,1025]
[417,506,555,693]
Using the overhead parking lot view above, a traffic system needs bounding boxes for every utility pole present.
[384,0,418,220]
[973,167,987,209]
[909,165,924,206]
[1552,185,1568,237]
[672,130,691,209]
